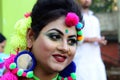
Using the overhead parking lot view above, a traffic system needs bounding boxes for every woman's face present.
[0,41,6,53]
[27,17,77,73]
[78,0,92,9]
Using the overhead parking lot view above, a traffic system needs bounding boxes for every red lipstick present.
[53,54,66,62]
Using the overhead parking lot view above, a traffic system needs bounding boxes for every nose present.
[57,40,69,53]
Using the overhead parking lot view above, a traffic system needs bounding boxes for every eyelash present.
[68,39,77,46]
[47,33,77,46]
[47,33,61,41]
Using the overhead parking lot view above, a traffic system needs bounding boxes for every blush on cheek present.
[39,40,53,53]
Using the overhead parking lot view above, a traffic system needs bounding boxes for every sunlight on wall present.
[2,0,36,53]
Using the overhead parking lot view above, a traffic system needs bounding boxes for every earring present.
[9,50,36,78]
[59,61,76,80]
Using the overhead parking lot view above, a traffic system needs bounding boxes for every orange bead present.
[77,36,83,41]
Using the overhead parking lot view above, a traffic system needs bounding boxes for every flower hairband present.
[65,12,84,42]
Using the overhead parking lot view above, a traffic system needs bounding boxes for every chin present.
[51,65,66,72]
[83,5,89,9]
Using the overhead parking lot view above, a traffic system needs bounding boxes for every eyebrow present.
[69,35,77,38]
[47,28,64,35]
[47,28,77,38]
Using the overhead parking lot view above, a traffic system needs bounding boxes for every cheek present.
[71,47,76,57]
[34,37,57,56]
[0,46,3,52]
[0,47,2,52]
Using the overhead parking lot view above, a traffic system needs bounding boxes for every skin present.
[0,40,6,53]
[27,16,77,80]
[78,0,92,9]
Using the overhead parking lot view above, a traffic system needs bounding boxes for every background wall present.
[0,0,36,53]
[96,12,118,32]
[94,11,119,42]
[0,0,2,32]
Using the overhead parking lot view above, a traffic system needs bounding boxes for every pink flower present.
[4,54,16,70]
[0,72,18,80]
[65,12,79,27]
[24,12,31,18]
[0,62,4,68]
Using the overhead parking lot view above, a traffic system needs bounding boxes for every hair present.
[0,33,6,43]
[31,0,83,39]
[9,0,83,51]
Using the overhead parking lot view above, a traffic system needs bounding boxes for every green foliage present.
[90,0,114,13]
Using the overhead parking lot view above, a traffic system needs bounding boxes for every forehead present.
[0,41,6,45]
[0,41,6,46]
[40,17,77,35]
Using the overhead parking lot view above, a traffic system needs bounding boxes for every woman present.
[0,0,84,80]
[0,33,6,53]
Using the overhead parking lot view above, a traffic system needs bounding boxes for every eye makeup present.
[46,32,62,41]
[68,37,77,46]
[45,28,77,46]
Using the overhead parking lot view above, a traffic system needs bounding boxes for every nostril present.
[63,48,69,53]
[56,41,69,53]
[56,46,68,53]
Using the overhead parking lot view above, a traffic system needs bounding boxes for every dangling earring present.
[59,61,76,80]
[9,50,36,78]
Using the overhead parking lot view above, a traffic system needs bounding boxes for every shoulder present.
[89,10,98,19]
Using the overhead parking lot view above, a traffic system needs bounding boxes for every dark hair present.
[0,33,6,43]
[31,0,83,38]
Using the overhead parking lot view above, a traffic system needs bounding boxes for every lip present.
[53,54,67,62]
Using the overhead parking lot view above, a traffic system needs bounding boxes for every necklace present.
[33,74,59,80]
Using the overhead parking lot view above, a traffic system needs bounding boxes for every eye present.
[47,33,61,41]
[68,38,77,46]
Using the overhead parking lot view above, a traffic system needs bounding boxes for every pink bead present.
[62,78,64,80]
[68,76,73,80]
[22,72,27,77]
[24,12,31,18]
[11,68,18,74]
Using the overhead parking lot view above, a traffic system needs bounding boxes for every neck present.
[33,64,59,80]
[82,8,89,14]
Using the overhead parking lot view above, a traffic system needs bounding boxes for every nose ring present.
[68,48,71,56]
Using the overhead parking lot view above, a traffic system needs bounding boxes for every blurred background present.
[90,0,120,80]
[0,0,120,80]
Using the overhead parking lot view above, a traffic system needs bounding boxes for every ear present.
[26,28,34,48]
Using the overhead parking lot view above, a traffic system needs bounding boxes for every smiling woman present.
[0,0,84,80]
